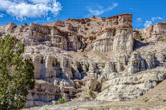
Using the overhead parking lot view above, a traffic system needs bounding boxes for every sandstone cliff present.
[0,14,166,109]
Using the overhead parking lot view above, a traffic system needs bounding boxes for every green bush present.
[143,97,149,102]
[88,90,93,97]
[58,98,68,104]
[135,36,142,41]
[83,54,87,58]
[97,22,101,25]
[24,23,28,26]
[162,98,166,102]
[86,23,90,26]
[92,15,96,18]
[91,31,96,34]
[139,32,142,36]
[159,36,164,41]
[135,32,144,41]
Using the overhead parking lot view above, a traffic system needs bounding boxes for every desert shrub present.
[88,90,93,97]
[24,23,28,26]
[135,36,142,41]
[91,31,96,34]
[162,98,166,102]
[143,97,149,102]
[159,36,164,41]
[97,22,101,25]
[92,15,96,18]
[83,54,87,58]
[135,32,144,41]
[86,23,90,26]
[139,32,142,36]
[58,98,68,104]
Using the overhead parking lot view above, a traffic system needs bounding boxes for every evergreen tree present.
[0,34,35,110]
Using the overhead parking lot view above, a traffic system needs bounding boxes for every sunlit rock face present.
[1,13,166,108]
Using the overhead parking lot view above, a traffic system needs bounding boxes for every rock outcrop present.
[0,13,166,108]
[137,22,166,42]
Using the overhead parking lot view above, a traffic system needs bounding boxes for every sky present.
[0,0,165,29]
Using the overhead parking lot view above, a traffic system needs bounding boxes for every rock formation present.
[0,13,166,108]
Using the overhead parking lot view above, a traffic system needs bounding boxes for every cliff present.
[0,14,166,109]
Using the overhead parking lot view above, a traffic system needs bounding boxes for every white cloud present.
[29,0,51,4]
[136,18,142,28]
[105,3,118,12]
[0,0,62,21]
[0,14,4,18]
[152,17,162,22]
[144,17,163,28]
[144,21,152,28]
[87,3,118,16]
[47,17,51,21]
[136,18,142,22]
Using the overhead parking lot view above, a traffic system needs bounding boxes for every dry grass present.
[94,51,107,60]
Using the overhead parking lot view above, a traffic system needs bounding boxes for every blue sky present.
[0,0,165,29]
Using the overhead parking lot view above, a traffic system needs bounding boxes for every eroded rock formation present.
[0,13,166,108]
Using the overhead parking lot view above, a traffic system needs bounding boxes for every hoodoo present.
[0,14,166,109]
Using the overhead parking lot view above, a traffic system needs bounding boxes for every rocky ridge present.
[0,14,166,109]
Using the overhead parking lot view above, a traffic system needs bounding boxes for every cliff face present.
[139,22,166,42]
[0,14,166,108]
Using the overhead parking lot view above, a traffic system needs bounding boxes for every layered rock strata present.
[0,14,166,108]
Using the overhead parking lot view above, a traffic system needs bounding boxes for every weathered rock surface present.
[137,22,166,42]
[1,14,166,109]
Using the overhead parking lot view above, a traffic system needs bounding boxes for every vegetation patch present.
[97,22,101,25]
[83,53,88,58]
[92,15,96,18]
[135,36,142,41]
[58,98,68,104]
[88,90,93,97]
[162,98,166,102]
[135,32,144,41]
[86,23,90,26]
[91,31,96,35]
[143,97,149,102]
[159,36,164,41]
[0,34,35,109]
[24,23,28,26]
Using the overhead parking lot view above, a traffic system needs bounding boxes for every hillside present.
[0,13,166,109]
[24,79,166,110]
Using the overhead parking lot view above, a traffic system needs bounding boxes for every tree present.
[24,23,28,26]
[0,34,35,110]
[92,15,96,18]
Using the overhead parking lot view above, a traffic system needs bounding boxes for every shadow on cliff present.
[133,39,149,50]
